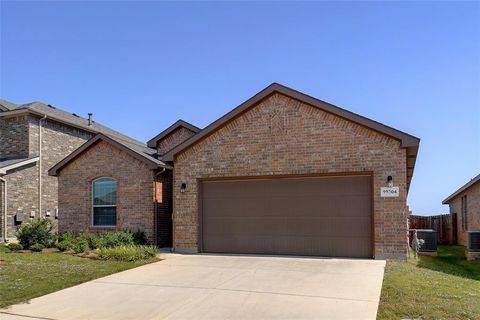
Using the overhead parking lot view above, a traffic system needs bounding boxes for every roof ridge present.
[1,100,147,148]
[147,119,200,148]
[442,173,480,204]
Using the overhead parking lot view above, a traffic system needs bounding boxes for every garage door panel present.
[203,235,371,258]
[203,196,293,218]
[202,175,372,258]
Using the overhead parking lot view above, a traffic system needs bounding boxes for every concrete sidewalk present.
[1,253,386,320]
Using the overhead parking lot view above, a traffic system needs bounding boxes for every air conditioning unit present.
[416,229,438,253]
[467,231,480,252]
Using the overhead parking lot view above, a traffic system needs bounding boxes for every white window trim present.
[91,177,117,227]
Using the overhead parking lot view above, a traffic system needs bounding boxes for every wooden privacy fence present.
[408,214,454,245]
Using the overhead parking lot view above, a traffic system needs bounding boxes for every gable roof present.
[147,120,200,148]
[0,99,145,148]
[48,134,171,176]
[442,174,480,204]
[162,83,420,189]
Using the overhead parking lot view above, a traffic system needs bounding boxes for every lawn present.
[0,245,159,308]
[377,245,480,320]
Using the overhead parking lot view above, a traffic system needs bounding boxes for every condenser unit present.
[467,231,480,252]
[416,229,438,253]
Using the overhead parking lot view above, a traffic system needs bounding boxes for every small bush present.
[98,245,157,261]
[17,219,56,249]
[59,231,74,242]
[76,232,98,249]
[132,230,148,245]
[56,231,74,251]
[72,239,89,254]
[57,239,75,251]
[97,231,134,248]
[30,243,45,252]
[8,243,23,251]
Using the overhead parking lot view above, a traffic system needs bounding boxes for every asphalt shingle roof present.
[0,99,163,166]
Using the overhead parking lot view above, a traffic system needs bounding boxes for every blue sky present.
[1,1,479,215]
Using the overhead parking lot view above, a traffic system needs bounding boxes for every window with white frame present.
[92,177,116,226]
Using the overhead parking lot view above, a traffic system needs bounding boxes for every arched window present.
[92,177,117,226]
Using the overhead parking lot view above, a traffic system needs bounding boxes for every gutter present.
[0,157,39,175]
[39,115,47,218]
[0,176,7,241]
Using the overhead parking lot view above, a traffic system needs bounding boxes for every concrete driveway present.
[1,253,386,320]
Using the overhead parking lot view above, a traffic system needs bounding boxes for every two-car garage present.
[200,175,373,258]
[164,83,419,260]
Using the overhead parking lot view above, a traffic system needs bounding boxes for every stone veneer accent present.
[157,127,197,155]
[57,140,157,242]
[447,182,480,245]
[173,93,409,259]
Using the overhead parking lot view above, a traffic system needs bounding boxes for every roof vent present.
[72,113,80,117]
[47,104,56,109]
[88,113,93,127]
[467,231,480,252]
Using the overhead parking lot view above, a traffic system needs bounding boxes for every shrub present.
[56,231,75,251]
[30,243,45,252]
[98,245,157,261]
[72,239,89,254]
[57,239,74,251]
[59,231,74,242]
[76,232,98,249]
[132,230,148,245]
[97,231,134,248]
[8,243,23,251]
[17,219,56,249]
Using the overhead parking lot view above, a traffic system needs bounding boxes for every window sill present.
[89,225,116,229]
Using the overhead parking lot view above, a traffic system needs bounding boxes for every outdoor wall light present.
[180,182,187,193]
[387,176,393,187]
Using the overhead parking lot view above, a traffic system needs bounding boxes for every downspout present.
[0,176,7,241]
[38,115,47,218]
[154,168,166,246]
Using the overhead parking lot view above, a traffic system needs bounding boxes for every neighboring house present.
[49,83,420,260]
[442,174,480,245]
[0,99,156,241]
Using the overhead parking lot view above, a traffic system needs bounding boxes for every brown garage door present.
[201,175,372,258]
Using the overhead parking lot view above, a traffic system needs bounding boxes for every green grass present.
[378,245,480,320]
[0,245,159,308]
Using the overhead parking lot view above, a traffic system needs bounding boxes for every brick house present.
[443,174,480,245]
[0,100,154,241]
[49,83,420,260]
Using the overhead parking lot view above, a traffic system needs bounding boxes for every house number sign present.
[380,187,399,197]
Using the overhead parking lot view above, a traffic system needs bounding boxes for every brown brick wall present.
[57,140,156,242]
[0,116,30,158]
[33,118,92,219]
[157,127,196,155]
[1,116,91,239]
[448,182,480,245]
[1,163,39,238]
[173,93,409,259]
